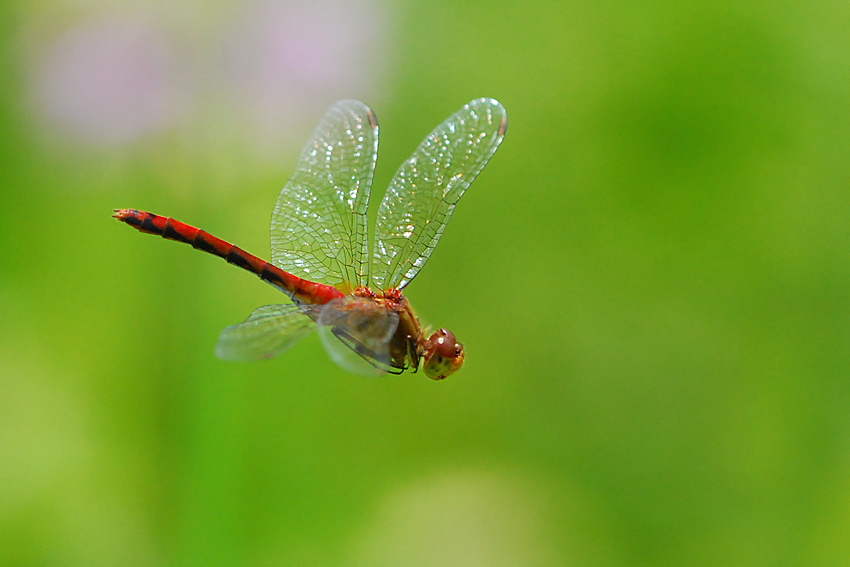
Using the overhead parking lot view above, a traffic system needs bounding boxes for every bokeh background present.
[2,0,850,565]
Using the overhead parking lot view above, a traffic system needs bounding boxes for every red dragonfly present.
[114,98,507,379]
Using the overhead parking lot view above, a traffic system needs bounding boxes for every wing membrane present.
[316,296,400,375]
[215,304,320,361]
[270,100,378,286]
[371,98,507,290]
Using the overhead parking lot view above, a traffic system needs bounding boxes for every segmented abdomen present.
[113,209,343,305]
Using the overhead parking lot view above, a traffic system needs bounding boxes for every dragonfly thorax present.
[351,287,462,380]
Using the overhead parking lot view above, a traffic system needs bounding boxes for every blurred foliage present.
[2,0,850,565]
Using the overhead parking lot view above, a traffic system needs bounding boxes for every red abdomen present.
[113,209,343,305]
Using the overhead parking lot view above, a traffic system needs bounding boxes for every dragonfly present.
[114,98,507,380]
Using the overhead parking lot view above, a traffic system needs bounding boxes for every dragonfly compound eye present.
[423,329,464,380]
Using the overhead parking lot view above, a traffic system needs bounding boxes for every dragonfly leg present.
[407,335,420,373]
[330,327,405,375]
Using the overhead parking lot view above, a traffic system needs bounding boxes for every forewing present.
[371,98,507,290]
[316,296,400,375]
[270,100,379,287]
[215,304,320,362]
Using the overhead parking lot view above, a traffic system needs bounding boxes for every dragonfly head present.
[422,329,464,380]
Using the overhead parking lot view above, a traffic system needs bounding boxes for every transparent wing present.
[371,98,507,290]
[215,304,320,362]
[270,100,379,287]
[316,296,400,376]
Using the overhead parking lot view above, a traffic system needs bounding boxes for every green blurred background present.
[2,0,850,565]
